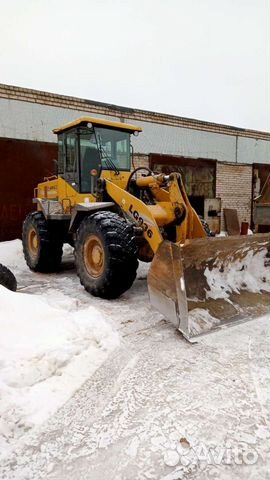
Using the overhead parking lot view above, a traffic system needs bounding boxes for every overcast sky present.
[0,0,269,131]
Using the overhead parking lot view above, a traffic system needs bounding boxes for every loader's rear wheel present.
[22,212,63,272]
[75,211,138,299]
[0,264,17,291]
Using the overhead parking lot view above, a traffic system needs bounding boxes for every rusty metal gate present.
[0,138,57,241]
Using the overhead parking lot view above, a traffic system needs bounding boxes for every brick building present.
[0,83,269,240]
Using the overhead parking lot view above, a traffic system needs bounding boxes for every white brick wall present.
[133,154,150,171]
[216,163,253,230]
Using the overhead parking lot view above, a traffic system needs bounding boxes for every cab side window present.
[58,134,64,174]
[66,134,77,173]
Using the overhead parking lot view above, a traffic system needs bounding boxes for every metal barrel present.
[148,234,270,342]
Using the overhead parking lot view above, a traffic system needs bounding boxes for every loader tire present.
[75,211,138,299]
[22,212,63,272]
[0,264,17,291]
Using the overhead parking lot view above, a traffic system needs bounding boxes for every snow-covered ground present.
[0,241,119,462]
[0,239,270,480]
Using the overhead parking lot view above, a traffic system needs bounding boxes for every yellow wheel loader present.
[22,117,270,341]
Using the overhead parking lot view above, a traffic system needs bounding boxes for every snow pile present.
[0,239,26,274]
[188,247,270,336]
[0,285,119,457]
[204,249,270,300]
[0,239,73,277]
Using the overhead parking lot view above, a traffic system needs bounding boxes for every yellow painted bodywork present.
[35,116,206,257]
[35,171,131,212]
[105,173,206,254]
[36,171,205,254]
[100,170,130,190]
[35,177,95,212]
[53,117,142,134]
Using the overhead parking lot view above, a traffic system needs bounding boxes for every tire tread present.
[75,211,138,299]
[22,212,63,272]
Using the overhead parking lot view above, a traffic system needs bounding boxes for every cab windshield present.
[94,127,131,172]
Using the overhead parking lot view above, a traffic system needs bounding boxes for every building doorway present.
[150,154,216,218]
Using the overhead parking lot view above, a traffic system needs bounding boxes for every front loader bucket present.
[148,234,270,342]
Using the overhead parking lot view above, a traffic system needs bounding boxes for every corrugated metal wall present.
[1,98,269,165]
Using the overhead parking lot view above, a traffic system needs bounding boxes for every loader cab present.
[54,117,142,194]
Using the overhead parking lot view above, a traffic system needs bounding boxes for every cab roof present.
[53,117,143,134]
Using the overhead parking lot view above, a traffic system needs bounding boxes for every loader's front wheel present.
[22,212,63,272]
[75,212,138,299]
